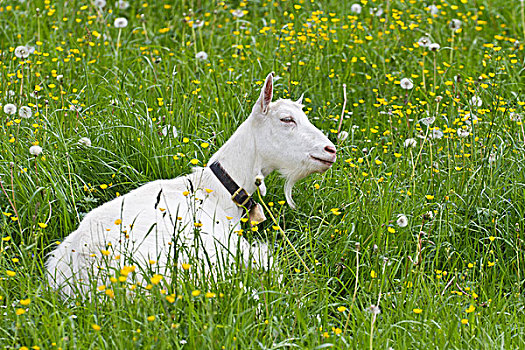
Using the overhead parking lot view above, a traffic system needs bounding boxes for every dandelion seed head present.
[195,51,208,60]
[94,0,106,7]
[400,78,414,90]
[396,214,408,228]
[350,3,362,14]
[14,45,30,58]
[19,106,32,118]
[404,138,417,148]
[338,131,349,141]
[429,43,440,52]
[29,145,43,156]
[79,137,92,147]
[117,0,130,10]
[417,36,431,48]
[3,104,17,115]
[114,17,128,28]
[232,9,244,18]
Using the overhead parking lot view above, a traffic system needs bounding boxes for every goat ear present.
[256,72,274,114]
[296,93,304,105]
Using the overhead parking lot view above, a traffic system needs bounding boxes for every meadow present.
[1,0,525,348]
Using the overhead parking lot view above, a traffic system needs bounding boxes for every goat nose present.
[324,145,337,154]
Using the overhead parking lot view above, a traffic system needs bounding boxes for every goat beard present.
[281,166,313,209]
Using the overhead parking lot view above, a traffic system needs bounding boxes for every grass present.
[1,0,525,348]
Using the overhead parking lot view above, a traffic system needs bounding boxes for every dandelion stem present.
[336,84,347,140]
[344,243,360,332]
[116,28,122,61]
[256,188,313,277]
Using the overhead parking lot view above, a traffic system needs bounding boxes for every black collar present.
[209,161,256,211]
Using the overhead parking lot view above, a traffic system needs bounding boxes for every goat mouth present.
[310,155,335,166]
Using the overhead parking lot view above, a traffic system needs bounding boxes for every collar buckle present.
[231,187,251,207]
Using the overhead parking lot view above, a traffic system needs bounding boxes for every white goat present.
[46,73,337,297]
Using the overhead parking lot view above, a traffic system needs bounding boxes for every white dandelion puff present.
[369,305,381,315]
[338,130,349,141]
[116,0,130,10]
[464,112,478,125]
[94,0,106,7]
[430,129,444,140]
[421,116,435,126]
[428,5,439,16]
[114,17,128,28]
[14,46,30,58]
[449,19,462,30]
[232,9,245,18]
[195,51,208,60]
[350,4,362,14]
[457,128,470,138]
[488,153,497,164]
[3,104,17,115]
[429,43,440,52]
[404,138,417,148]
[400,78,414,90]
[396,214,408,228]
[19,106,32,118]
[29,145,43,156]
[78,137,92,147]
[471,96,482,107]
[417,36,431,48]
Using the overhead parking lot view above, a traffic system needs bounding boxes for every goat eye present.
[280,117,295,124]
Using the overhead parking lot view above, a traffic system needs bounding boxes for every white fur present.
[46,73,336,297]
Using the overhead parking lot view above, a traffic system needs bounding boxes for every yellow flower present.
[425,195,434,200]
[205,292,216,298]
[38,223,48,228]
[147,315,155,322]
[100,184,108,189]
[337,306,346,312]
[413,308,423,314]
[114,219,122,225]
[192,290,201,297]
[387,227,396,233]
[461,319,468,325]
[334,327,342,335]
[150,274,163,285]
[20,298,31,306]
[182,263,191,270]
[92,324,101,331]
[190,159,199,165]
[201,142,209,148]
[466,305,475,313]
[489,236,495,242]
[6,270,16,277]
[16,308,26,315]
[370,270,377,278]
